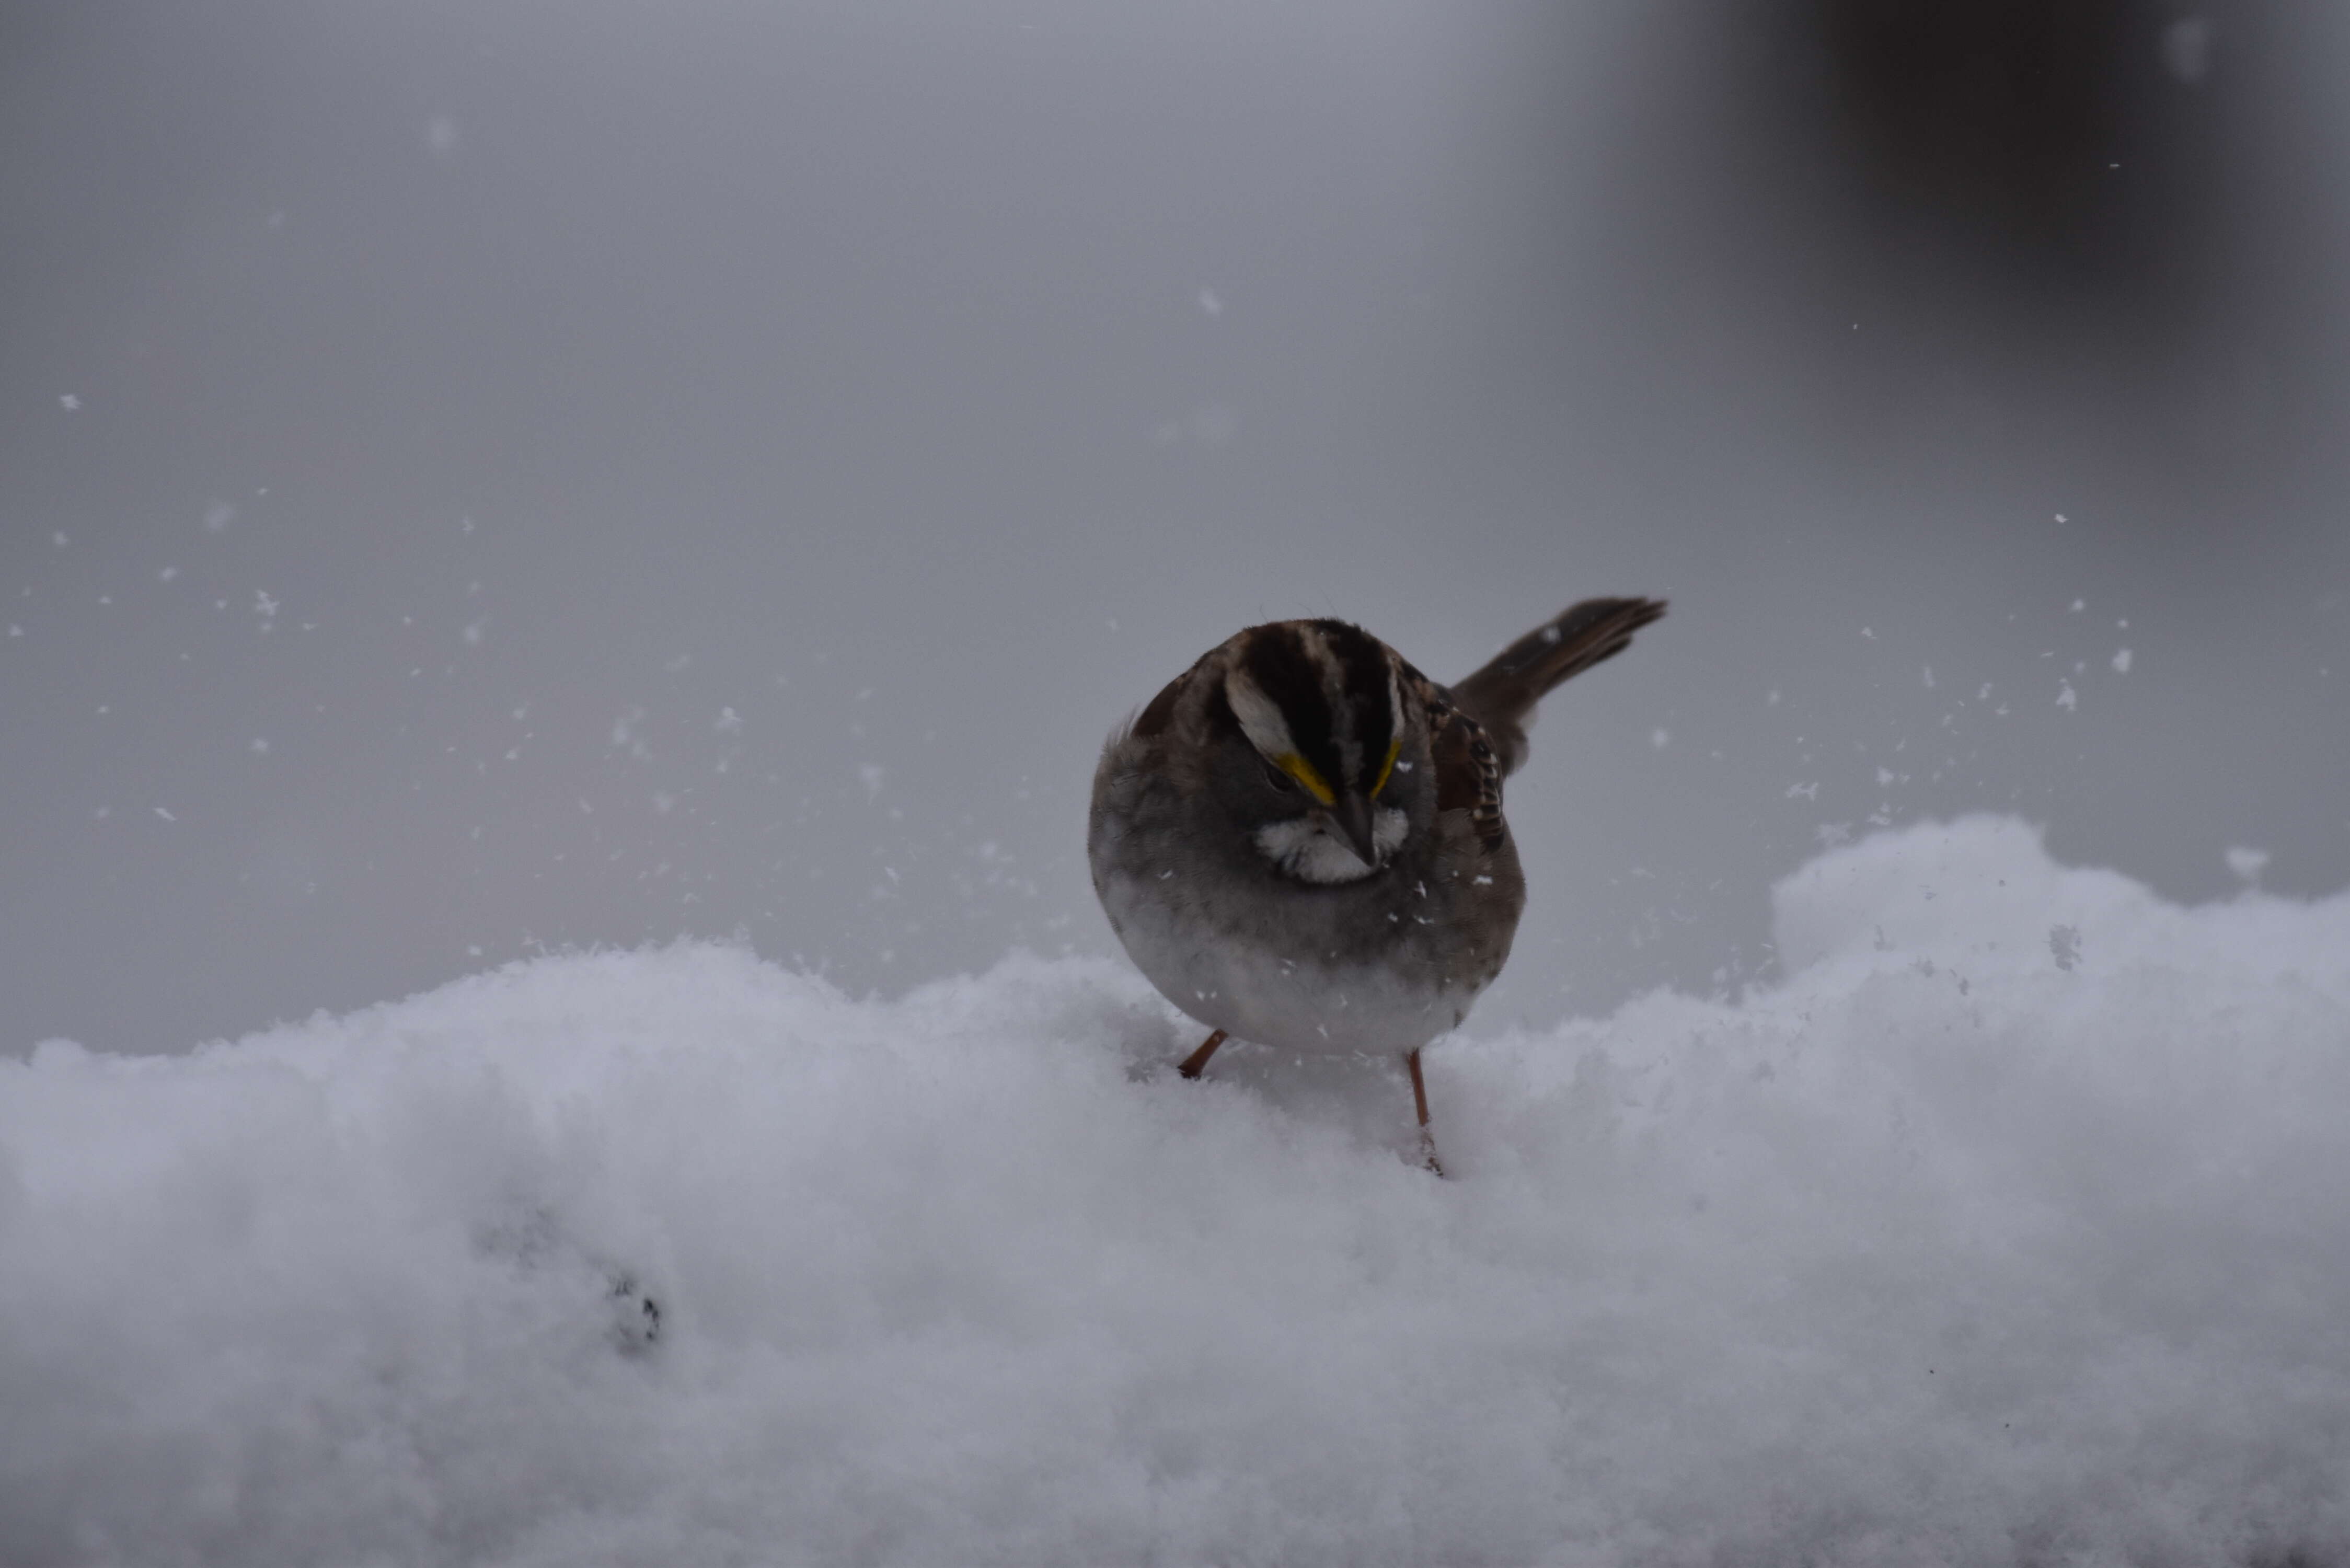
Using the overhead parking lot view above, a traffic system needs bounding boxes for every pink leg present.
[1177,1029,1228,1080]
[1407,1048,1445,1178]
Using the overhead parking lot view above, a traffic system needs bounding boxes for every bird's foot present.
[1418,1131,1447,1179]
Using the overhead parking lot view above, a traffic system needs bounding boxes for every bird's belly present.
[1098,873,1482,1056]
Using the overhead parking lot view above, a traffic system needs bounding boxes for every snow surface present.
[4,817,2348,1567]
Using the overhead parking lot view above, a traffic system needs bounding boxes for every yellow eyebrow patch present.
[1275,752,1337,806]
[1370,737,1402,797]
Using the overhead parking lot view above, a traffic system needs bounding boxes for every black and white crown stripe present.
[1222,620,1402,800]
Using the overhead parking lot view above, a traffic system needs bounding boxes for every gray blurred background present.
[5,0,2345,1055]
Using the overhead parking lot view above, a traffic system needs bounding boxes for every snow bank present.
[4,816,2347,1566]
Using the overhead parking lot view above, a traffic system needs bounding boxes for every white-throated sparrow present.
[1088,598,1665,1172]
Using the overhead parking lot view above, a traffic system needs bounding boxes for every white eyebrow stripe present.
[1223,664,1299,764]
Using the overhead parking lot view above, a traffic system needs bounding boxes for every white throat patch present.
[1253,806,1410,884]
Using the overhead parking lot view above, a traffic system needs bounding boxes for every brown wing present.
[1420,679,1506,855]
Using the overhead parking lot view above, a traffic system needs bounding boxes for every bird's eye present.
[1257,750,1337,804]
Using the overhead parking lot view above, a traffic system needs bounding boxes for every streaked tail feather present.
[1449,597,1666,776]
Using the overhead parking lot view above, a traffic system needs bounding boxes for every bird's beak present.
[1329,792,1381,870]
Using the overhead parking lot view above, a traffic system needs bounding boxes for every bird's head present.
[1205,619,1432,884]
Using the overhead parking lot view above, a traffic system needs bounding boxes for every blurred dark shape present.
[1767,0,2350,509]
[1796,0,2220,301]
